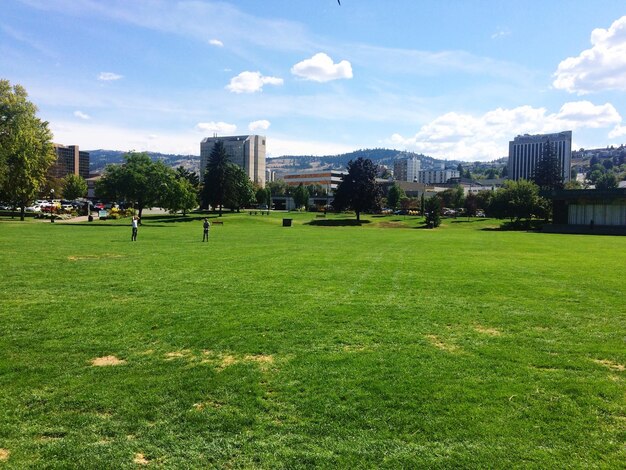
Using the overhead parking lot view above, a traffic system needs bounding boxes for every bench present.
[316,214,326,218]
[212,220,224,225]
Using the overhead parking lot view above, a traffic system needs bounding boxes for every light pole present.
[50,189,55,223]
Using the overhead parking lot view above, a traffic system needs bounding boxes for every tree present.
[424,196,441,228]
[533,140,563,190]
[595,172,618,190]
[175,166,200,189]
[332,157,382,221]
[292,183,309,210]
[0,80,56,220]
[224,164,255,211]
[96,152,171,219]
[61,174,87,200]
[387,182,406,210]
[464,193,478,217]
[162,176,197,215]
[202,141,231,216]
[255,187,267,206]
[267,179,288,196]
[488,180,543,222]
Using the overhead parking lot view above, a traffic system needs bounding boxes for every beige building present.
[283,170,347,195]
[52,144,90,180]
[200,135,266,187]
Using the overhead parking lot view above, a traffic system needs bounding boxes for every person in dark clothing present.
[203,218,210,242]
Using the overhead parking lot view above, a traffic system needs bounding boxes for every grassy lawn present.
[0,212,624,468]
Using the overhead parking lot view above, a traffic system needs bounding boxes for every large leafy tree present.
[533,140,564,190]
[332,157,382,221]
[202,141,231,216]
[0,79,55,220]
[225,164,255,211]
[96,152,172,219]
[488,180,545,222]
[595,172,618,190]
[62,173,87,200]
[162,176,197,216]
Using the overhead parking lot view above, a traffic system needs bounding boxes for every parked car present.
[25,204,42,212]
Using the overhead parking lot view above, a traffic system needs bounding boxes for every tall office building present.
[508,131,572,182]
[52,144,90,180]
[393,157,421,182]
[200,135,266,187]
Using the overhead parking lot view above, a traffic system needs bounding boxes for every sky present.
[2,0,626,161]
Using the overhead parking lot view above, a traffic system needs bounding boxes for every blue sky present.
[2,0,626,160]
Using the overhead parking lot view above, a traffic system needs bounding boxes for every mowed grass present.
[0,212,624,468]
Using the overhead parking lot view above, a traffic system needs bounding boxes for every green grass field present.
[1,212,624,468]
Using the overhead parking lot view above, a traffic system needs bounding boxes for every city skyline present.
[3,1,626,161]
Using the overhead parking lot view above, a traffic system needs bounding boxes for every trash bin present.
[88,215,93,222]
[282,218,292,227]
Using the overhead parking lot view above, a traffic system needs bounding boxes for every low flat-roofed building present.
[283,170,347,195]
[545,188,626,235]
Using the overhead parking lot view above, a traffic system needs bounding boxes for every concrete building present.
[393,157,421,182]
[200,135,266,187]
[417,169,459,185]
[508,131,572,182]
[52,144,90,180]
[283,170,347,195]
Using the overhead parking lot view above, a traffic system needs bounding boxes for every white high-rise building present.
[508,131,572,182]
[200,135,266,187]
[393,157,421,182]
[417,169,459,184]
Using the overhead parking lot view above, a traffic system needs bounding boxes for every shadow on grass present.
[306,219,371,227]
[481,220,545,232]
[449,218,492,224]
[140,215,199,224]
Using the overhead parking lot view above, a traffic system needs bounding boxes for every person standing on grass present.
[202,217,210,242]
[131,215,139,241]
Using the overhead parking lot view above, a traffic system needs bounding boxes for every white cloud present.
[248,120,271,132]
[388,101,623,160]
[196,121,237,134]
[73,110,90,120]
[491,28,511,39]
[98,72,123,81]
[609,125,626,139]
[553,16,626,94]
[209,38,223,47]
[291,53,353,82]
[226,71,283,93]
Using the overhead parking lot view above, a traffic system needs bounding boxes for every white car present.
[25,205,42,212]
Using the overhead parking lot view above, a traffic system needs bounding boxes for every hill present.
[88,148,507,178]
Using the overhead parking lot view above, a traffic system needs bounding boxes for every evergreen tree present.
[387,182,406,210]
[533,140,563,190]
[424,196,441,228]
[202,141,231,216]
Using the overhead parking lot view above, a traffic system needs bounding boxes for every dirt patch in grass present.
[377,222,407,228]
[425,334,459,353]
[474,325,502,336]
[133,453,150,465]
[593,359,625,372]
[91,355,126,366]
[0,449,9,461]
[219,354,238,369]
[68,254,123,261]
[165,350,193,360]
[193,400,223,411]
